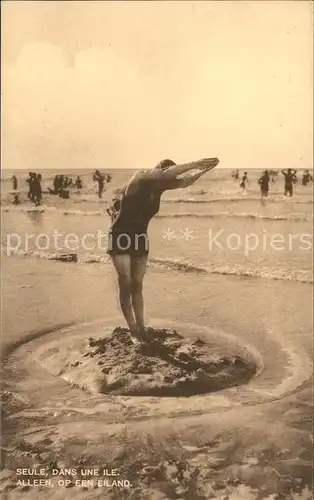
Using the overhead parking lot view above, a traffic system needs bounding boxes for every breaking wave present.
[156,212,311,222]
[1,206,106,217]
[164,197,314,205]
[149,257,313,283]
[2,247,312,284]
[1,206,311,222]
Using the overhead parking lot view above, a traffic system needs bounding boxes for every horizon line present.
[2,166,312,171]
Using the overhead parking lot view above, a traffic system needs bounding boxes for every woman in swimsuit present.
[107,157,219,343]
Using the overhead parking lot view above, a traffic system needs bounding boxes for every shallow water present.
[1,166,313,285]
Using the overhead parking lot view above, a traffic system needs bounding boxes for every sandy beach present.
[1,166,313,499]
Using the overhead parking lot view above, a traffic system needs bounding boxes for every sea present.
[1,167,313,284]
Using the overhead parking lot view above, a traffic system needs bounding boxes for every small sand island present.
[36,326,257,397]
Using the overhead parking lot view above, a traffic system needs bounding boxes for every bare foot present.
[138,328,150,342]
[129,330,145,345]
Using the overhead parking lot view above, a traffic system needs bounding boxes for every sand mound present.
[39,326,257,396]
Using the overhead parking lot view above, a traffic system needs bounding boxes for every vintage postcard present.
[1,1,313,499]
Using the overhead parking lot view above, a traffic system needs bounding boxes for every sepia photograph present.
[1,1,313,499]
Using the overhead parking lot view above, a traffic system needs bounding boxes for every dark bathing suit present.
[107,179,174,256]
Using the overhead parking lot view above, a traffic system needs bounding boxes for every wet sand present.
[1,255,313,499]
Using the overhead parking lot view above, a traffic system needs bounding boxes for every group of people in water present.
[11,169,112,205]
[48,174,83,198]
[232,168,313,198]
[10,165,312,208]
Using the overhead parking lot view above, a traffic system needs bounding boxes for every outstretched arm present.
[152,158,219,180]
[175,167,213,188]
[160,166,214,190]
[125,158,219,196]
[281,170,287,175]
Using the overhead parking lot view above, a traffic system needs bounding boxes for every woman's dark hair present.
[159,159,176,169]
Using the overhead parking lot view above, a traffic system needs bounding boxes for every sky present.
[1,1,313,171]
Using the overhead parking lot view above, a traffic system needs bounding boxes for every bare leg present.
[130,254,148,334]
[110,254,138,336]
